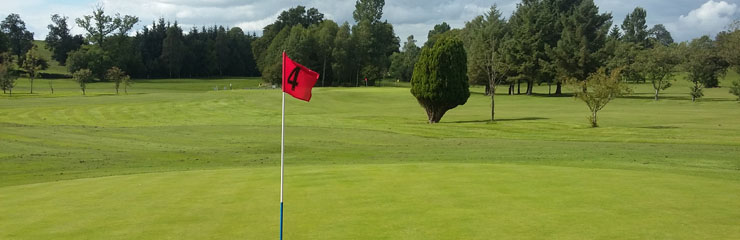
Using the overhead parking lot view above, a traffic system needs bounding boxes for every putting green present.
[1,163,738,239]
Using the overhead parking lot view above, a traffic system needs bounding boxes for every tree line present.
[405,0,740,126]
[0,6,262,95]
[62,8,260,80]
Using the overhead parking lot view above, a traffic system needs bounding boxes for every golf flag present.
[279,51,320,240]
[282,52,319,102]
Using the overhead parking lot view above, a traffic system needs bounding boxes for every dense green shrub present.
[410,37,469,123]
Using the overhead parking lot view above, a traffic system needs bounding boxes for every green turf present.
[0,74,739,239]
[1,164,738,239]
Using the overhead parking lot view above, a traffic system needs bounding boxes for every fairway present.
[1,76,739,239]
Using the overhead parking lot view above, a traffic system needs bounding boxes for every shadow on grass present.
[527,93,574,98]
[640,126,679,129]
[620,94,736,102]
[448,117,549,124]
[470,91,574,97]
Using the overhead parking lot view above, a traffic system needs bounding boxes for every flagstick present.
[280,51,286,240]
[280,91,285,240]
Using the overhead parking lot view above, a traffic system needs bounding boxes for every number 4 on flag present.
[282,52,320,102]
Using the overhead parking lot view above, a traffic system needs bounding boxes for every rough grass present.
[0,74,738,239]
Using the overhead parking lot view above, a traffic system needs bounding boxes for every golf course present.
[1,73,739,239]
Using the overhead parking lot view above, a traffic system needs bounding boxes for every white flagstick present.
[280,91,285,240]
[280,51,286,240]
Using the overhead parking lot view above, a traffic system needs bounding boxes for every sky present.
[1,0,738,45]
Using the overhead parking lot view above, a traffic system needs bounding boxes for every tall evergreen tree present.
[621,7,649,48]
[548,0,612,86]
[161,22,185,78]
[504,0,544,95]
[608,25,621,40]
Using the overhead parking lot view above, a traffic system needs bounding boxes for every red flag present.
[282,52,319,102]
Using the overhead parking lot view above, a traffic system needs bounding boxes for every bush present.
[410,36,469,123]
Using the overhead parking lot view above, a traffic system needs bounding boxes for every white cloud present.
[235,12,282,33]
[668,0,738,40]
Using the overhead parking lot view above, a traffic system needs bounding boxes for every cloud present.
[668,0,738,40]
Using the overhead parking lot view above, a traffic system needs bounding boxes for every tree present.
[76,6,139,47]
[161,22,185,77]
[410,37,470,123]
[608,25,621,40]
[106,67,129,94]
[648,24,674,46]
[211,26,231,76]
[73,69,94,95]
[259,27,291,85]
[389,35,420,82]
[502,1,542,95]
[353,0,385,23]
[636,42,680,100]
[683,36,728,97]
[332,22,355,86]
[549,0,612,94]
[608,41,643,83]
[570,68,630,127]
[503,0,580,95]
[0,30,8,53]
[425,22,451,48]
[45,14,84,65]
[121,74,132,94]
[66,45,112,80]
[688,84,704,102]
[621,7,648,48]
[718,24,740,101]
[0,62,17,95]
[1,14,34,62]
[716,26,740,74]
[253,6,324,80]
[352,0,400,85]
[465,5,509,121]
[311,20,339,86]
[21,45,49,94]
[136,18,167,78]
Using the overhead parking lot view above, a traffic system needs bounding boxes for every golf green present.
[2,164,738,239]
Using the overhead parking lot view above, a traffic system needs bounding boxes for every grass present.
[32,41,69,75]
[0,73,739,239]
[2,164,738,239]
